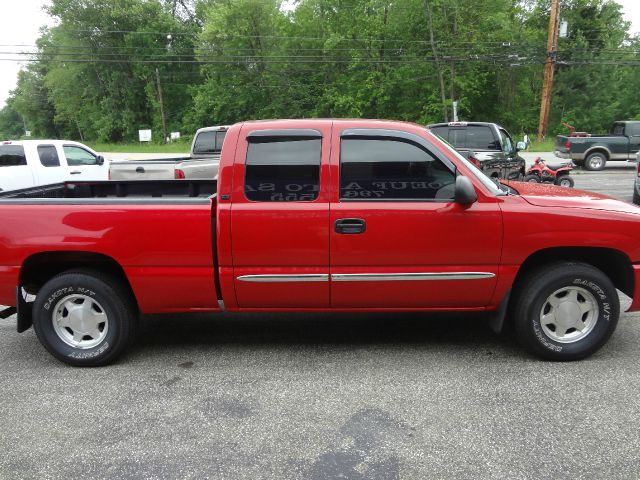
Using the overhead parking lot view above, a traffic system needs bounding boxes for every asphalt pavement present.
[1,163,640,480]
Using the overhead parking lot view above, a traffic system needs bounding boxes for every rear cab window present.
[244,130,321,202]
[465,125,499,150]
[193,130,227,154]
[0,145,27,167]
[429,124,499,150]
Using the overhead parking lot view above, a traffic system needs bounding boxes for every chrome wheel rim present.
[527,177,538,182]
[52,294,108,349]
[559,178,571,187]
[589,156,603,169]
[539,286,598,343]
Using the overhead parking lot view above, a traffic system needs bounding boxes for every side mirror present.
[97,155,105,166]
[516,141,526,151]
[454,176,477,205]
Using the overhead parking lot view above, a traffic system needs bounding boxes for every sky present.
[0,0,639,109]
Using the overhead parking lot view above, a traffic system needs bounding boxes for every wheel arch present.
[513,247,633,299]
[19,251,138,311]
[584,147,611,161]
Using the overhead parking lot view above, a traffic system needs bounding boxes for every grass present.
[525,139,556,152]
[87,142,191,154]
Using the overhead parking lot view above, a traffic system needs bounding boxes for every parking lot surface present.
[1,165,639,479]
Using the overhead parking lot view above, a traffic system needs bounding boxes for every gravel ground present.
[1,164,639,480]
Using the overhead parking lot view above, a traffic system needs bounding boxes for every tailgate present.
[109,161,176,180]
[555,135,569,151]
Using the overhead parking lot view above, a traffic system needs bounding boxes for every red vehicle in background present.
[524,157,575,188]
[1,119,640,366]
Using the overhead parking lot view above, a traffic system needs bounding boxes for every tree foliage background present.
[1,0,639,142]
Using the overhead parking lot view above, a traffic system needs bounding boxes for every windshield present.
[427,131,505,196]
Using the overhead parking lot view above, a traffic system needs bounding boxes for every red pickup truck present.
[1,119,640,366]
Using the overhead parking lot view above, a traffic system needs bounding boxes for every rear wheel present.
[524,174,540,183]
[555,175,575,188]
[512,262,619,361]
[584,152,607,171]
[32,270,137,366]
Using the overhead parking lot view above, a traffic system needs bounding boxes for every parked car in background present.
[108,125,228,180]
[2,119,640,366]
[427,122,526,180]
[555,121,640,171]
[0,140,108,192]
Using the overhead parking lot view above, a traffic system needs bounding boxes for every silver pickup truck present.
[108,126,227,180]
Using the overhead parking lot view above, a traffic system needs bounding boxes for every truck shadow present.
[136,311,510,350]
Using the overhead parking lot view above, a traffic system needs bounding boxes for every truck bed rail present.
[0,179,216,200]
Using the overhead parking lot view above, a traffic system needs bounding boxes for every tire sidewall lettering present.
[43,285,97,311]
[68,341,110,359]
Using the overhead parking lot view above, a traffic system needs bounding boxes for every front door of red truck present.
[329,123,502,309]
[230,122,331,308]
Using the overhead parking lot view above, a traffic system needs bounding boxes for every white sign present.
[170,132,181,140]
[559,20,569,38]
[138,129,152,142]
[24,131,31,137]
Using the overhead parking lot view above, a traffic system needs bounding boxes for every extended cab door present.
[229,124,331,308]
[0,144,34,192]
[329,125,502,308]
[32,144,67,186]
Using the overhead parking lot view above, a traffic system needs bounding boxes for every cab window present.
[340,137,455,201]
[63,146,98,166]
[245,135,321,202]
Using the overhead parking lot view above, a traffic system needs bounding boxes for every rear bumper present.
[554,150,573,160]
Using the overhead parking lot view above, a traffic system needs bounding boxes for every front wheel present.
[512,262,619,361]
[32,270,137,366]
[523,174,540,183]
[555,175,575,188]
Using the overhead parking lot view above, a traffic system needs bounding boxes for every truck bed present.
[0,179,216,202]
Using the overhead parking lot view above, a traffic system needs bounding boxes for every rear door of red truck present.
[220,120,501,311]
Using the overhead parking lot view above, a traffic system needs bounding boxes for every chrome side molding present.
[330,272,495,282]
[236,272,494,283]
[237,274,330,282]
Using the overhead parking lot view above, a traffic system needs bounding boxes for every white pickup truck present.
[0,140,109,192]
[108,125,227,180]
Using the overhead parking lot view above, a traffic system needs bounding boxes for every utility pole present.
[537,0,561,141]
[155,68,168,144]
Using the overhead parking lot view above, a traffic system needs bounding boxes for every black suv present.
[428,122,526,180]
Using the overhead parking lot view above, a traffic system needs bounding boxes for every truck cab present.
[427,122,525,180]
[0,140,108,192]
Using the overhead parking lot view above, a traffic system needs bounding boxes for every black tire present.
[633,189,640,206]
[523,174,540,183]
[32,270,138,367]
[554,175,575,188]
[584,152,607,171]
[512,262,619,361]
